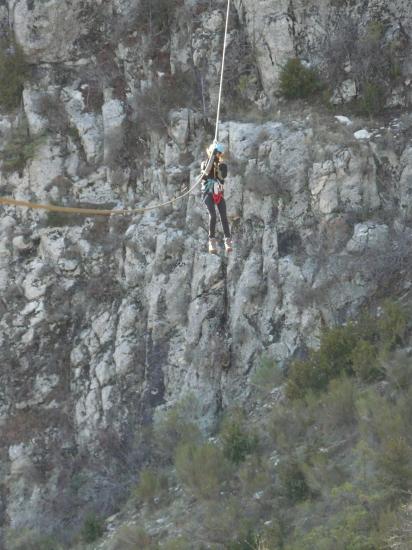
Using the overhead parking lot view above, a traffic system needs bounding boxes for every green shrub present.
[272,382,358,501]
[109,525,156,550]
[354,311,381,344]
[202,497,258,547]
[285,353,326,400]
[357,387,412,501]
[1,121,45,175]
[318,325,358,376]
[251,357,284,395]
[153,395,202,463]
[161,537,192,550]
[278,460,312,503]
[351,340,382,382]
[286,506,378,550]
[237,455,272,499]
[303,451,347,497]
[279,58,322,100]
[226,530,260,550]
[357,390,401,444]
[270,397,315,451]
[101,302,412,550]
[376,436,412,495]
[175,442,231,500]
[366,20,385,42]
[358,81,386,116]
[0,41,29,111]
[385,351,412,391]
[5,530,61,550]
[134,467,169,508]
[220,409,259,464]
[389,57,402,80]
[286,302,408,399]
[286,325,358,399]
[286,481,397,548]
[388,503,412,549]
[358,386,412,445]
[378,301,407,352]
[259,522,286,550]
[80,512,104,543]
[321,376,358,431]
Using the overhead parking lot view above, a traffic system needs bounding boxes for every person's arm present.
[201,156,215,179]
[200,160,208,180]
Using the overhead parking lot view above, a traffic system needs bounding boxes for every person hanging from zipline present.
[201,142,232,254]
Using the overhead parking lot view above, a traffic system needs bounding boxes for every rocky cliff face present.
[1,0,412,543]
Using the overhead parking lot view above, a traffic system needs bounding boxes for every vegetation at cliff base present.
[103,301,412,549]
[286,300,407,399]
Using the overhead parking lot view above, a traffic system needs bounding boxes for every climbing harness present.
[212,181,223,205]
[0,0,232,218]
[204,178,216,194]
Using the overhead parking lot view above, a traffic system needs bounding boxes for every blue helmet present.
[215,142,225,153]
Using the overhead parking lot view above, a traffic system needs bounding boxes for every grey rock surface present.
[1,0,412,542]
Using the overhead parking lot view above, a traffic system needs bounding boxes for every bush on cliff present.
[286,301,407,399]
[5,529,62,550]
[1,119,45,176]
[87,303,412,549]
[0,40,29,111]
[279,58,323,100]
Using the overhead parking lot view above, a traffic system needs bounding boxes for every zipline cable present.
[214,0,231,143]
[0,167,209,217]
[0,0,232,218]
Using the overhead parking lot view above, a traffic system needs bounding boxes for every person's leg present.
[204,194,217,238]
[216,198,231,239]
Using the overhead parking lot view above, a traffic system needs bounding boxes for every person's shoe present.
[208,238,218,254]
[224,238,233,253]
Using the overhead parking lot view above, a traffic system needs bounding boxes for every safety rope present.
[214,0,231,143]
[0,0,232,218]
[0,158,214,217]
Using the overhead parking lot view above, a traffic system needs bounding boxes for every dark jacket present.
[200,156,228,194]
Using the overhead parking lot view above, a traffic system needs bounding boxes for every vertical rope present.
[214,0,231,144]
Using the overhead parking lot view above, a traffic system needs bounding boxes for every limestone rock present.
[346,223,390,253]
[102,96,126,165]
[62,88,103,164]
[331,79,357,104]
[2,0,412,539]
[14,0,87,63]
